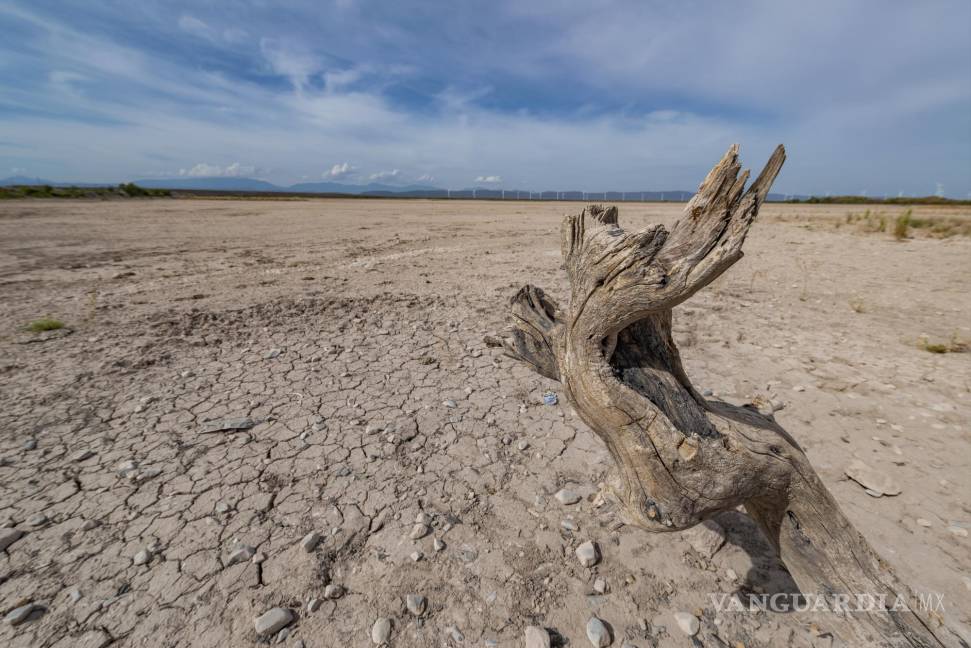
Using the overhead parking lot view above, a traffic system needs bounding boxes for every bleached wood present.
[488,145,960,647]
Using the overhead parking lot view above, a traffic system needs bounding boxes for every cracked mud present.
[1,199,969,647]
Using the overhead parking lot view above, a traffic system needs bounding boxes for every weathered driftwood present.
[487,145,962,647]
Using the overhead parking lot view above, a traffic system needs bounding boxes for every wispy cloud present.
[0,0,968,195]
[475,175,502,184]
[369,169,400,182]
[324,162,355,179]
[180,162,260,177]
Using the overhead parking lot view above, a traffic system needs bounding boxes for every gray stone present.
[226,544,255,566]
[68,589,82,603]
[593,577,607,594]
[673,611,700,636]
[133,548,152,566]
[23,439,37,451]
[447,626,464,642]
[81,519,100,531]
[27,513,48,527]
[371,617,392,644]
[586,617,611,647]
[307,598,322,612]
[5,602,40,626]
[406,594,427,616]
[201,418,255,434]
[410,550,424,562]
[116,460,138,477]
[433,537,446,552]
[517,439,530,451]
[264,348,282,359]
[555,489,581,505]
[0,527,24,552]
[686,520,726,558]
[275,627,290,643]
[576,541,600,567]
[254,607,294,637]
[301,531,321,552]
[443,399,457,408]
[409,523,430,540]
[525,625,551,648]
[323,583,344,599]
[415,511,432,525]
[73,450,95,462]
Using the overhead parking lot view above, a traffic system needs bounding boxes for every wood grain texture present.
[489,145,964,647]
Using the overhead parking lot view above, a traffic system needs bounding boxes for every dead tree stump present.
[487,145,962,647]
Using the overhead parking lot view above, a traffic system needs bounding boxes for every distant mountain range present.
[0,175,805,201]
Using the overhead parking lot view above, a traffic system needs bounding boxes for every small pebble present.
[5,602,40,626]
[254,607,293,636]
[27,513,48,527]
[324,583,344,599]
[525,625,551,648]
[916,518,932,528]
[447,626,464,642]
[133,548,152,566]
[433,537,446,551]
[409,523,430,540]
[307,598,322,612]
[226,544,255,566]
[406,593,427,616]
[23,439,37,451]
[576,541,600,568]
[410,550,424,562]
[301,531,321,552]
[586,616,611,647]
[593,577,607,594]
[371,617,392,644]
[555,489,581,505]
[443,399,457,409]
[517,440,530,451]
[674,611,700,636]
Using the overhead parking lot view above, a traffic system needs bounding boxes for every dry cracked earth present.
[1,198,969,648]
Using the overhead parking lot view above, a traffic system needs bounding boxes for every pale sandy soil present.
[0,198,969,648]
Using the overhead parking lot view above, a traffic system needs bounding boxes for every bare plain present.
[1,198,969,647]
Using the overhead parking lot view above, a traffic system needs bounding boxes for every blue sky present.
[1,1,969,196]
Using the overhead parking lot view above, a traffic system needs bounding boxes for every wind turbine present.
[935,182,944,198]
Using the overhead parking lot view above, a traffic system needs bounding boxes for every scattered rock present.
[555,489,581,505]
[0,527,24,552]
[81,519,100,531]
[433,537,446,551]
[301,531,321,552]
[543,392,558,406]
[214,502,231,514]
[226,544,255,566]
[685,520,726,558]
[23,438,37,451]
[406,594,427,616]
[133,548,152,566]
[673,611,700,636]
[254,607,293,637]
[5,602,41,626]
[948,526,969,537]
[593,577,608,594]
[27,513,48,527]
[844,459,901,497]
[586,617,611,647]
[517,439,530,451]
[525,625,551,648]
[371,617,392,644]
[68,589,82,603]
[323,584,344,599]
[916,518,933,528]
[409,523,430,540]
[307,598,322,613]
[410,550,424,562]
[264,348,282,359]
[201,418,255,434]
[576,541,600,567]
[116,460,138,477]
[443,399,457,409]
[73,449,95,462]
[447,625,465,642]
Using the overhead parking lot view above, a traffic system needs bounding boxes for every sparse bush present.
[919,333,969,354]
[849,297,866,313]
[893,209,912,240]
[26,318,65,332]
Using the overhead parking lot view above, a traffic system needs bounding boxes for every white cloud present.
[369,169,401,181]
[475,175,502,184]
[260,38,322,91]
[416,174,435,182]
[324,162,355,179]
[180,162,258,177]
[178,15,209,37]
